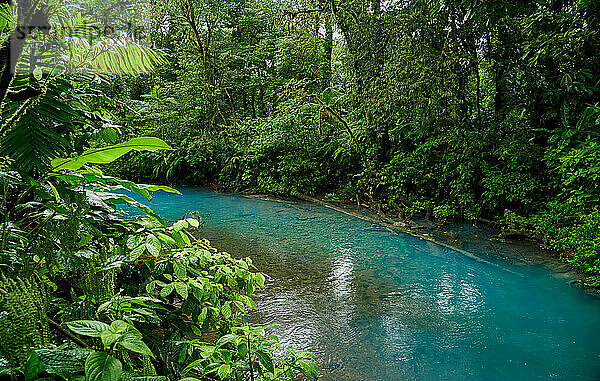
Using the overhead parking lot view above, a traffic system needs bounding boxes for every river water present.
[139,188,600,380]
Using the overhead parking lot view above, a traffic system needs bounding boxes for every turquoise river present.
[136,188,600,380]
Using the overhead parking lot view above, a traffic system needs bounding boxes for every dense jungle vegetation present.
[0,0,599,379]
[0,0,317,379]
[106,0,599,281]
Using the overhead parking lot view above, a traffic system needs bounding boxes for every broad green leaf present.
[24,352,45,381]
[180,231,191,246]
[237,343,248,359]
[173,219,188,232]
[84,352,122,381]
[101,331,122,348]
[254,350,274,373]
[245,281,255,296]
[51,137,172,171]
[215,334,236,348]
[174,282,189,299]
[154,231,177,246]
[146,280,157,294]
[255,273,266,287]
[29,349,86,379]
[198,307,208,325]
[221,302,232,320]
[160,283,175,298]
[217,364,230,380]
[33,66,43,81]
[109,320,129,334]
[130,244,145,260]
[297,358,318,377]
[173,261,186,280]
[126,236,142,249]
[145,234,161,256]
[243,295,257,310]
[67,320,110,337]
[186,218,199,228]
[118,333,154,357]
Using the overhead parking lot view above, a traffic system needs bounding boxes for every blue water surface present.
[133,188,600,380]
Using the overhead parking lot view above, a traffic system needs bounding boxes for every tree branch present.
[48,318,92,349]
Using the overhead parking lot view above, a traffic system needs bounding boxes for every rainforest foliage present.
[99,0,600,280]
[0,0,317,380]
[0,0,599,377]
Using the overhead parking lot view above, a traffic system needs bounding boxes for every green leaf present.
[146,280,157,294]
[145,234,161,256]
[67,320,110,337]
[221,302,232,320]
[243,295,257,310]
[198,307,208,325]
[215,334,236,348]
[255,273,266,287]
[160,283,175,298]
[173,261,186,280]
[217,363,230,380]
[110,320,129,334]
[245,281,255,296]
[173,219,188,232]
[154,231,177,246]
[33,66,43,81]
[85,352,122,381]
[118,333,154,357]
[174,282,189,299]
[24,352,45,381]
[237,343,248,359]
[130,244,146,260]
[51,137,172,171]
[30,349,87,379]
[47,181,61,202]
[101,331,122,348]
[186,218,199,228]
[255,350,274,373]
[180,231,191,246]
[297,358,318,377]
[126,236,142,249]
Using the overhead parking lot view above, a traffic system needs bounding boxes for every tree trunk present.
[323,10,333,89]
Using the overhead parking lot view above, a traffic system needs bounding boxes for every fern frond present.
[0,81,74,173]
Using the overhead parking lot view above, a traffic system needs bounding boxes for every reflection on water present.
[144,189,600,380]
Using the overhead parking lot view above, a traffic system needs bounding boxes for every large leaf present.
[254,350,274,374]
[217,363,230,380]
[145,234,161,256]
[173,260,186,280]
[85,352,122,381]
[101,331,122,348]
[51,137,173,171]
[25,349,89,380]
[67,320,110,337]
[118,333,154,357]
